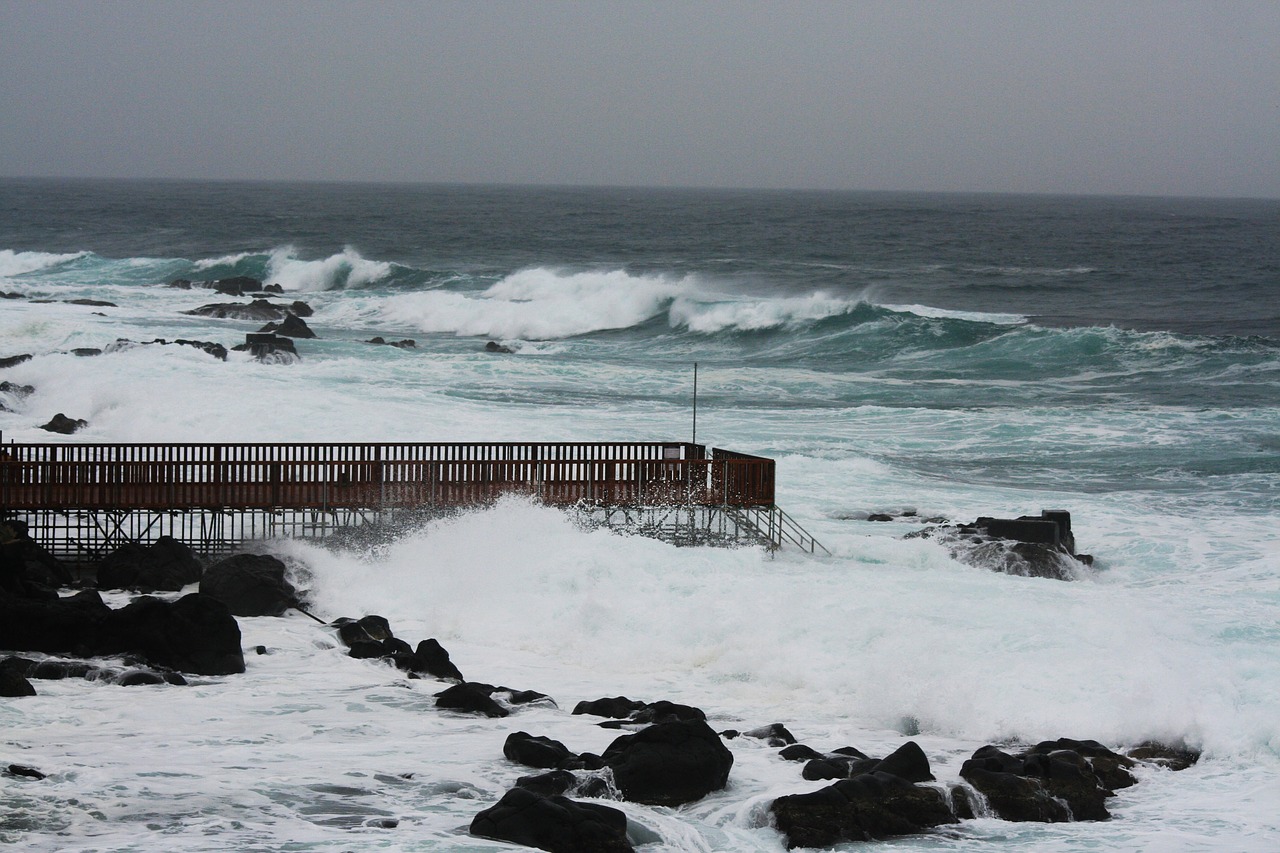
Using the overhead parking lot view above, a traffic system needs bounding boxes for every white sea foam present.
[265,245,393,291]
[0,248,88,278]
[344,267,687,340]
[882,302,1028,325]
[192,250,257,270]
[670,291,856,333]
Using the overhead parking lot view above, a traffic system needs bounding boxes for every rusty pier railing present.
[0,441,827,559]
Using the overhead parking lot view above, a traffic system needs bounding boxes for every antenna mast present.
[692,362,698,446]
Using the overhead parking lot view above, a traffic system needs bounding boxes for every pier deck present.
[1,441,825,559]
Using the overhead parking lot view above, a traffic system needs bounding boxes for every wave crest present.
[0,249,90,279]
[266,246,394,291]
[365,267,687,340]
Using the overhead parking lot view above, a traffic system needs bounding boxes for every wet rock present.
[504,732,576,769]
[471,786,634,853]
[959,740,1130,822]
[912,509,1091,580]
[288,300,313,317]
[741,723,797,746]
[200,553,298,616]
[485,341,515,354]
[573,696,648,720]
[1,521,74,592]
[212,276,265,296]
[413,638,464,681]
[1,382,37,397]
[107,338,229,361]
[232,333,299,362]
[65,298,117,307]
[186,298,291,321]
[71,348,102,357]
[0,354,33,369]
[365,336,417,349]
[5,764,46,780]
[601,718,733,806]
[0,659,37,697]
[258,312,315,339]
[771,771,958,848]
[40,413,88,434]
[1126,741,1201,771]
[96,536,202,592]
[435,682,510,718]
[94,593,245,675]
[779,743,825,762]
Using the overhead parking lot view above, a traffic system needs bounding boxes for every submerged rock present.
[959,739,1134,822]
[911,509,1092,580]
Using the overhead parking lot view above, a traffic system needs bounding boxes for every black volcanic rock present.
[601,718,733,806]
[436,682,510,718]
[0,354,33,368]
[471,787,634,853]
[96,536,202,592]
[200,553,298,616]
[186,298,291,321]
[413,638,464,681]
[504,731,576,770]
[258,312,315,339]
[771,771,958,847]
[40,413,87,434]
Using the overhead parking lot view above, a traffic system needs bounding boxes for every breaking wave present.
[0,249,89,279]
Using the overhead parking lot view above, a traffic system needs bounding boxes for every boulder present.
[232,333,298,362]
[1,523,74,593]
[96,536,202,592]
[413,638,464,681]
[741,723,797,746]
[212,276,264,296]
[1126,741,1200,771]
[186,298,290,321]
[573,696,648,719]
[0,659,37,697]
[258,312,316,339]
[485,341,515,354]
[959,740,1127,822]
[601,718,733,806]
[40,413,87,434]
[95,593,245,675]
[200,553,298,616]
[771,771,958,848]
[0,354,33,369]
[470,787,634,853]
[436,682,509,718]
[504,732,576,770]
[365,337,416,349]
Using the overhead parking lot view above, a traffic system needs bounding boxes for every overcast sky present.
[2,0,1277,198]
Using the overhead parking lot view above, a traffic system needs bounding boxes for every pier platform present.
[1,441,826,560]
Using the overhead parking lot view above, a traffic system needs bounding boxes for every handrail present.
[0,441,775,511]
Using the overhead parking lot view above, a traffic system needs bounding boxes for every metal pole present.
[692,362,698,446]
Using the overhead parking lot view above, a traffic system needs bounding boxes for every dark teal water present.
[3,179,1277,337]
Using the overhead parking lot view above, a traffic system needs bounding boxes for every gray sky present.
[2,0,1278,197]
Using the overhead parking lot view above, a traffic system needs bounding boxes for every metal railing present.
[0,441,776,512]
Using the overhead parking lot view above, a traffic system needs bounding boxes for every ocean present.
[1,178,1278,851]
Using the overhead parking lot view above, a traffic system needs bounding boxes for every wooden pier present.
[1,441,826,560]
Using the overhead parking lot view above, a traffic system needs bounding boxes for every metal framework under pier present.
[1,440,826,560]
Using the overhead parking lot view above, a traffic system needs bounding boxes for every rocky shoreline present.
[1,517,1200,852]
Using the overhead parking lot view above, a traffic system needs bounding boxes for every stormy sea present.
[1,179,1278,851]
